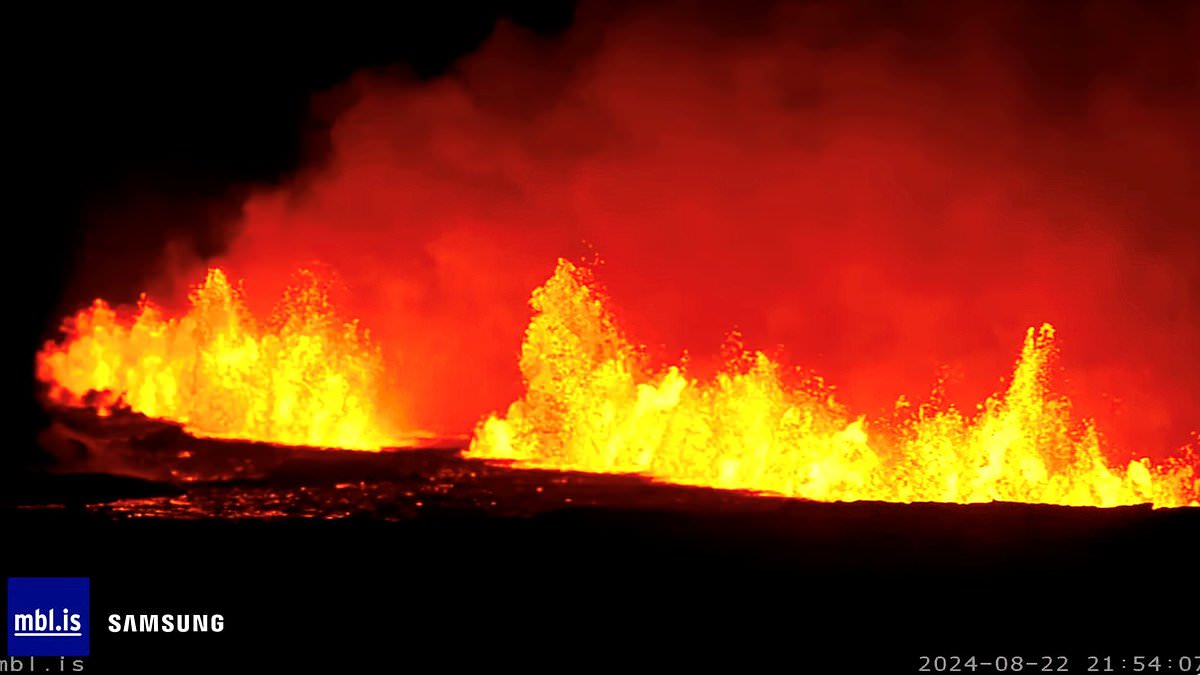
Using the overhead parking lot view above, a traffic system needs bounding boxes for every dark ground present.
[2,410,1197,673]
[5,4,1198,672]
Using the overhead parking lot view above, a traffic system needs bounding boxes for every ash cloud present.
[164,0,1197,453]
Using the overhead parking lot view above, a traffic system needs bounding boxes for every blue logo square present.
[7,578,90,656]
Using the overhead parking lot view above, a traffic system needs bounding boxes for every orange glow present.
[37,267,399,450]
[468,260,1199,508]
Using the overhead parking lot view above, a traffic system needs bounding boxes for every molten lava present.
[37,267,397,450]
[36,258,1199,507]
[467,259,1199,508]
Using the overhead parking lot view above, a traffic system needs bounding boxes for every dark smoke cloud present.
[150,0,1197,453]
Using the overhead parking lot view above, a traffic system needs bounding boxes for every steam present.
[141,0,1198,453]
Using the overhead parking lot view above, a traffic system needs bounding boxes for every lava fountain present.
[467,259,1198,508]
[35,258,1199,507]
[36,266,400,450]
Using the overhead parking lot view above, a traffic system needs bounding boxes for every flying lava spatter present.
[467,259,1199,508]
[36,260,1199,506]
[37,267,398,451]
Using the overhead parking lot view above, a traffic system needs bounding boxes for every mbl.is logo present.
[6,578,89,657]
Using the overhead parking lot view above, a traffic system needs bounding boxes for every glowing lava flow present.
[468,260,1199,507]
[37,268,397,450]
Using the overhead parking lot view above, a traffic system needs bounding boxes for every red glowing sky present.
[88,1,1200,454]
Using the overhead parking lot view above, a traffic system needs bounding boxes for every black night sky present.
[4,3,1197,672]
